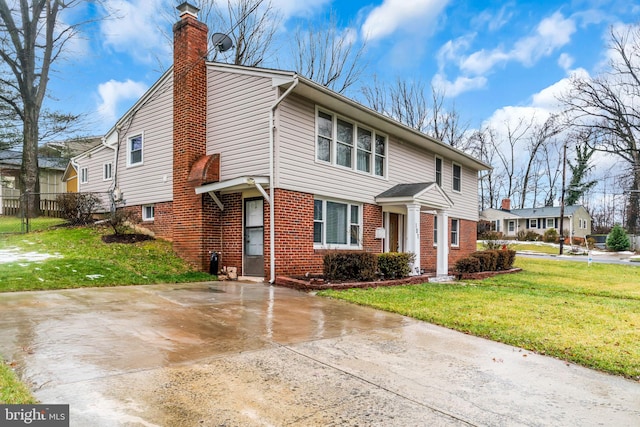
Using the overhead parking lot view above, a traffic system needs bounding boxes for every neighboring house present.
[480,199,592,241]
[73,3,490,281]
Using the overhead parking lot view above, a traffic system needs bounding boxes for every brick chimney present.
[501,198,511,211]
[172,2,209,269]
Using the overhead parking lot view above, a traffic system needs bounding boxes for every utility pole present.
[559,141,567,255]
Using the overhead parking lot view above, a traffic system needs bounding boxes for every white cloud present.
[271,0,331,19]
[96,79,148,125]
[558,53,574,71]
[432,73,487,97]
[100,0,171,63]
[361,0,449,41]
[472,4,514,32]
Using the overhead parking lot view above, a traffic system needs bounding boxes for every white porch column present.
[406,204,421,275]
[436,210,449,276]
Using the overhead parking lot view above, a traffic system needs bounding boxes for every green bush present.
[323,251,378,281]
[454,256,481,273]
[56,193,101,224]
[378,252,415,279]
[496,249,516,270]
[470,250,498,272]
[517,230,540,241]
[606,225,631,251]
[543,228,558,243]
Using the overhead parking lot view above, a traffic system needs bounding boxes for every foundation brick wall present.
[363,204,383,253]
[420,213,437,272]
[219,193,243,275]
[449,218,477,266]
[123,202,174,239]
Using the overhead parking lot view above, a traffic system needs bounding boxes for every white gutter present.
[268,76,299,283]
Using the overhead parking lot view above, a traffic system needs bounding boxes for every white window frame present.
[451,218,459,247]
[315,107,387,178]
[313,197,362,249]
[127,133,144,167]
[433,215,438,246]
[508,220,515,233]
[142,204,155,221]
[435,156,443,187]
[452,163,462,192]
[546,217,555,229]
[80,167,88,184]
[103,162,113,181]
[530,218,538,229]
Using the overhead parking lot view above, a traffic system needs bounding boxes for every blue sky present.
[48,0,640,137]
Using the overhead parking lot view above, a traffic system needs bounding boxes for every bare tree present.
[200,0,281,67]
[561,25,640,233]
[292,11,366,94]
[362,77,469,147]
[0,0,88,216]
[492,117,534,205]
[468,125,502,209]
[518,115,562,208]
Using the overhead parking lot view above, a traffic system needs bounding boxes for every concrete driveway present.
[1,282,639,426]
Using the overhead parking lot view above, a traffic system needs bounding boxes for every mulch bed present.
[275,268,523,291]
[101,233,155,244]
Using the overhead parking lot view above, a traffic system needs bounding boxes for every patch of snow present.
[86,274,104,280]
[0,248,63,264]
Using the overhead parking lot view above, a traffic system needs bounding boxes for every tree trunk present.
[20,104,41,218]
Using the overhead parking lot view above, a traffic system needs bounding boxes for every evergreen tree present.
[606,224,631,251]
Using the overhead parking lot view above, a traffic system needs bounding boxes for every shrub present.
[481,231,508,250]
[495,249,516,270]
[586,237,596,250]
[107,208,136,235]
[606,225,631,251]
[470,250,498,272]
[454,256,481,274]
[517,230,540,241]
[323,251,378,281]
[543,228,558,243]
[56,193,101,225]
[378,252,415,279]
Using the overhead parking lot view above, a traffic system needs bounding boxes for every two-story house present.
[73,3,490,282]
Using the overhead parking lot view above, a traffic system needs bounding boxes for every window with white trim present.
[452,163,461,192]
[508,220,515,232]
[142,205,154,221]
[451,218,459,247]
[313,198,361,247]
[435,156,442,186]
[103,162,113,181]
[80,167,88,184]
[529,219,538,229]
[316,109,386,177]
[128,134,143,166]
[433,216,438,245]
[546,217,555,229]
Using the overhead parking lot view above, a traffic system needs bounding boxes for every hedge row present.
[454,249,516,274]
[323,251,415,281]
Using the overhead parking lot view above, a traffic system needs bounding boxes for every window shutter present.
[555,218,558,229]
[526,219,529,229]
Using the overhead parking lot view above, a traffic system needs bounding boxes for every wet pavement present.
[1,282,639,426]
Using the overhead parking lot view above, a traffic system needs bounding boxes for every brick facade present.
[123,202,174,239]
[171,9,209,270]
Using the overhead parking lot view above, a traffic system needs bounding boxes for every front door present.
[244,198,264,276]
[389,213,399,252]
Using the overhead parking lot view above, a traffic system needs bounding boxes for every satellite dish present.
[211,33,233,53]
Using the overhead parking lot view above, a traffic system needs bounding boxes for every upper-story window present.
[316,109,386,177]
[452,163,461,192]
[103,162,113,181]
[80,167,88,184]
[435,156,442,186]
[128,134,143,166]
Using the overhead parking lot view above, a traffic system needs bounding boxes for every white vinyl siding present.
[277,95,480,221]
[75,146,115,194]
[113,75,173,206]
[207,70,273,179]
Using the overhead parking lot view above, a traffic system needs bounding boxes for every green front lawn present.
[0,362,36,404]
[319,258,640,379]
[0,216,66,234]
[0,226,213,292]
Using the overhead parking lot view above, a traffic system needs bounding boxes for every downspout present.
[268,76,299,283]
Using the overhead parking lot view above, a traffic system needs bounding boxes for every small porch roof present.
[375,182,454,210]
[194,176,270,211]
